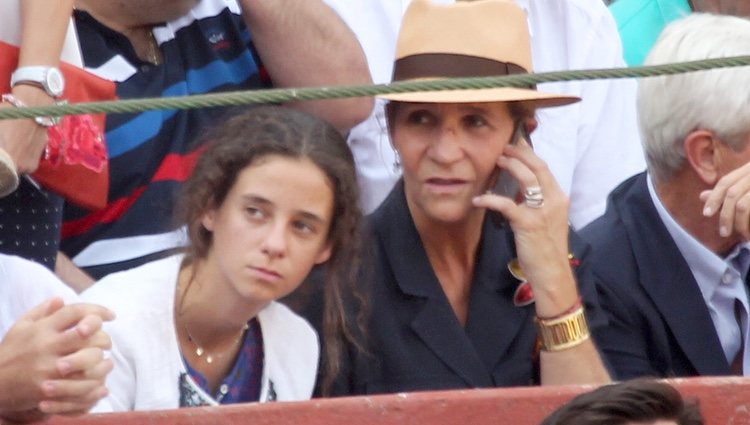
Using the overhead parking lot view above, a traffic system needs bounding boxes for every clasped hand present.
[0,298,115,422]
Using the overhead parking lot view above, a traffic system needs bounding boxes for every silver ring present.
[525,198,544,209]
[524,186,544,208]
[525,186,543,198]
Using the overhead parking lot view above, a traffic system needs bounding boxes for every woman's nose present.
[428,126,463,164]
[260,221,288,258]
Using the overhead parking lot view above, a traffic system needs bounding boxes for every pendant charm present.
[508,258,535,307]
[507,254,581,307]
[513,281,535,307]
[508,258,525,281]
[195,347,204,357]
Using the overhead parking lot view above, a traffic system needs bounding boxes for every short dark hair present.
[541,379,704,425]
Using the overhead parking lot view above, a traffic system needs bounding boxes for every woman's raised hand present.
[472,137,578,317]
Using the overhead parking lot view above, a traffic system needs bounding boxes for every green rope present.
[1,55,749,121]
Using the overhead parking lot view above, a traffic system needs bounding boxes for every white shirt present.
[0,255,79,339]
[82,255,319,411]
[648,174,750,373]
[325,0,645,228]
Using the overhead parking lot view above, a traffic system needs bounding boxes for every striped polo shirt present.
[62,0,270,271]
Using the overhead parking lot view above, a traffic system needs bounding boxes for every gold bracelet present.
[535,306,590,352]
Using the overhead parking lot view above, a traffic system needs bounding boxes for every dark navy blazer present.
[334,182,605,395]
[580,172,733,379]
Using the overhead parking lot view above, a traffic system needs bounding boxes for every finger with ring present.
[524,186,544,208]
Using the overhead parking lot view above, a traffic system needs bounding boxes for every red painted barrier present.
[17,377,750,425]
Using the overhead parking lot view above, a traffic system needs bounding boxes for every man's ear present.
[684,129,720,185]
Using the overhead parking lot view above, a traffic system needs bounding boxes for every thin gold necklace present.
[145,29,162,66]
[183,320,249,364]
[176,265,248,365]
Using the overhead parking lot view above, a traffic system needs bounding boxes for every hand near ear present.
[700,160,750,240]
[0,298,115,422]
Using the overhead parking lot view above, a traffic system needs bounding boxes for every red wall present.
[25,377,750,425]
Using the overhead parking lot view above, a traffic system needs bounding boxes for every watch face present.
[46,68,65,97]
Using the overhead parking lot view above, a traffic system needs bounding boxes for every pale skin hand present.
[472,138,610,386]
[0,85,55,174]
[473,137,576,317]
[700,160,750,240]
[0,298,115,422]
[0,0,74,174]
[239,0,373,132]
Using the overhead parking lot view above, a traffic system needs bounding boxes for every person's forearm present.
[18,0,74,67]
[1,0,73,173]
[540,340,611,386]
[240,0,373,131]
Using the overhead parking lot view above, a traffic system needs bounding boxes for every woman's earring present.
[393,150,402,172]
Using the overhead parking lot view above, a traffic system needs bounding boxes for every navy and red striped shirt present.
[63,0,270,271]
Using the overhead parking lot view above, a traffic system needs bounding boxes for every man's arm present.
[240,0,374,132]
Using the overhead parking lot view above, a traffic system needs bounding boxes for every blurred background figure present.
[610,0,750,66]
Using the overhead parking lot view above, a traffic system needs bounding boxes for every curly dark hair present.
[541,379,704,425]
[177,105,363,392]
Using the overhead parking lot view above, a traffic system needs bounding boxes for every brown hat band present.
[393,53,531,86]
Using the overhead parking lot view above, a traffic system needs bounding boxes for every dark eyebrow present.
[242,194,327,224]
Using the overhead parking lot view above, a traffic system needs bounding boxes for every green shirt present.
[610,0,692,66]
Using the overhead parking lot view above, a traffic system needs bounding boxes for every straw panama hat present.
[381,0,579,107]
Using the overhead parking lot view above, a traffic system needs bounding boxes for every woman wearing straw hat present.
[328,0,611,394]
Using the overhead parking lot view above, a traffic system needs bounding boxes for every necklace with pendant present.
[145,29,162,65]
[183,322,249,364]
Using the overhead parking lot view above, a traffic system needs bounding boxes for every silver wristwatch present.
[10,66,65,98]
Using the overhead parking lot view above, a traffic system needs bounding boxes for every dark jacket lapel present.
[618,174,729,375]
[371,183,493,387]
[464,220,531,374]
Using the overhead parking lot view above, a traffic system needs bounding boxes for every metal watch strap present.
[535,306,591,352]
